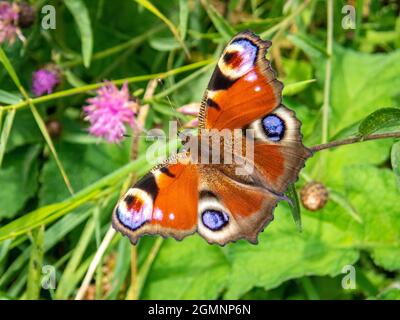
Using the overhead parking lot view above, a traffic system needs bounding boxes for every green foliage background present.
[0,0,400,300]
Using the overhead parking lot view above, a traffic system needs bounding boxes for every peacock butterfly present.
[112,31,312,245]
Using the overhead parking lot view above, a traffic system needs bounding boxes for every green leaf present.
[328,189,363,224]
[64,0,94,68]
[149,37,181,51]
[64,70,88,88]
[141,236,229,299]
[0,145,40,219]
[286,184,302,232]
[358,108,400,137]
[343,165,400,271]
[0,90,21,105]
[376,287,400,300]
[283,79,316,96]
[323,46,400,136]
[287,33,328,60]
[391,141,400,189]
[5,109,42,153]
[224,204,359,299]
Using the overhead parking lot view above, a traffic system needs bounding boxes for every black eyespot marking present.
[134,172,159,200]
[223,51,236,64]
[124,194,134,205]
[199,190,218,199]
[207,66,237,91]
[160,167,175,178]
[202,210,229,231]
[206,98,221,110]
[261,114,285,142]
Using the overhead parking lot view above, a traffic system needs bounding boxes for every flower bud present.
[46,119,63,139]
[300,181,329,211]
[18,2,36,28]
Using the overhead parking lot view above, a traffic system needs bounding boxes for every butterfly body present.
[112,31,312,245]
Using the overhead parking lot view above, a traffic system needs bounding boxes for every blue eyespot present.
[262,115,285,141]
[116,201,151,231]
[202,210,229,231]
[230,39,257,64]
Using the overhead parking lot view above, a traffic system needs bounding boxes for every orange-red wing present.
[248,105,312,194]
[112,155,199,244]
[200,31,282,130]
[197,165,279,245]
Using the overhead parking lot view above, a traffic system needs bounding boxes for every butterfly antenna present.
[157,79,184,131]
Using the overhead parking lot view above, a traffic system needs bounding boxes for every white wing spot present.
[154,208,163,221]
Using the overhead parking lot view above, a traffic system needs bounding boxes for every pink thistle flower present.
[32,68,60,96]
[84,82,138,143]
[0,2,23,45]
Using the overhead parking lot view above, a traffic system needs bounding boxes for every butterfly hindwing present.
[197,164,279,245]
[247,104,312,194]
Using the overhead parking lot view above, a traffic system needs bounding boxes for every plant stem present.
[260,0,311,39]
[1,59,214,112]
[310,132,400,153]
[75,227,116,300]
[321,0,333,144]
[60,26,162,69]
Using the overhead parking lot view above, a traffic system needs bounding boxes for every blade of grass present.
[0,137,179,242]
[0,90,22,104]
[26,225,45,299]
[0,47,75,195]
[2,58,214,111]
[29,104,74,194]
[75,226,116,300]
[93,205,104,299]
[260,0,311,39]
[61,26,163,68]
[0,108,16,167]
[55,217,95,299]
[106,238,131,299]
[179,0,189,40]
[64,0,93,68]
[201,0,236,41]
[134,0,190,59]
[151,63,214,101]
[135,237,163,298]
[0,207,91,288]
[0,48,22,87]
[286,184,302,232]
